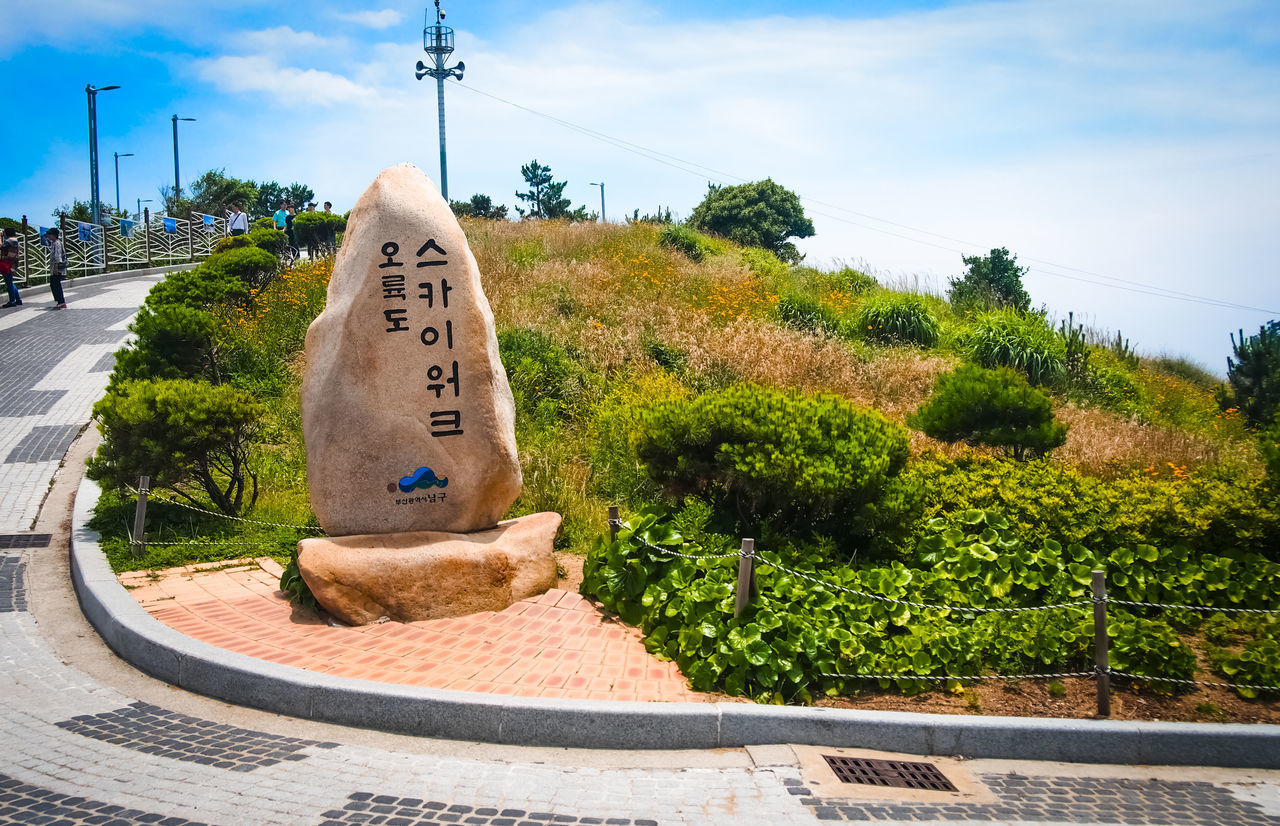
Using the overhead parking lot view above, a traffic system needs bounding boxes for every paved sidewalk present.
[2,271,1280,825]
[0,275,161,530]
[120,558,702,702]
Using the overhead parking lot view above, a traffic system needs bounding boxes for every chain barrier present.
[1111,670,1280,693]
[608,518,743,560]
[142,539,288,548]
[128,486,324,533]
[1111,599,1279,616]
[609,518,1277,618]
[821,670,1094,682]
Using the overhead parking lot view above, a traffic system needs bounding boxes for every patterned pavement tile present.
[4,423,83,463]
[0,773,215,826]
[55,701,341,772]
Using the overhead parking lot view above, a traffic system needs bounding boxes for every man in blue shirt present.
[272,201,288,232]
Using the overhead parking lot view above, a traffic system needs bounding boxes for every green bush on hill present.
[911,364,1068,460]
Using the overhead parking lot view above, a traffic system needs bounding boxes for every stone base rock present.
[297,512,560,626]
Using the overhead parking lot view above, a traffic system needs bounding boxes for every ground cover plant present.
[88,217,1278,719]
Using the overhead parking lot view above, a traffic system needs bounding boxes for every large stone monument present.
[297,163,558,625]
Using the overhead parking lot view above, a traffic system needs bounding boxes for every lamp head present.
[99,85,121,91]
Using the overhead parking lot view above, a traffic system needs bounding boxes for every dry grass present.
[1052,405,1258,478]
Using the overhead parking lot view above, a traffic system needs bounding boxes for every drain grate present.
[821,756,959,792]
[0,535,51,550]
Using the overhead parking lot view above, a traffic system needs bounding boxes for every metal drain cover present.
[0,535,51,549]
[822,756,959,792]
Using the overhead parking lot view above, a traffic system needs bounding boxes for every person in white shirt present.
[227,203,249,236]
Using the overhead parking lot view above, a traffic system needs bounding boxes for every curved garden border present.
[70,476,1280,767]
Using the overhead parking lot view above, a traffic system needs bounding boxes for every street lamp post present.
[415,0,465,201]
[171,115,197,205]
[137,198,153,221]
[589,182,606,223]
[114,152,134,220]
[85,84,121,226]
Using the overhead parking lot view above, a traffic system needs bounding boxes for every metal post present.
[590,182,606,223]
[131,476,150,559]
[143,207,152,266]
[172,115,180,199]
[608,506,619,543]
[436,74,449,202]
[1092,570,1111,718]
[87,86,99,226]
[734,538,756,618]
[186,213,194,262]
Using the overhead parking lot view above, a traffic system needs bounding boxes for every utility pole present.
[114,152,134,220]
[171,115,196,207]
[85,84,121,225]
[415,0,465,201]
[589,182,606,223]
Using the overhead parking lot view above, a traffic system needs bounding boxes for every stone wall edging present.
[69,475,1280,767]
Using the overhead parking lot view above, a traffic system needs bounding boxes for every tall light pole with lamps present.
[113,152,134,220]
[86,83,121,225]
[415,0,465,201]
[137,198,153,221]
[589,182,606,223]
[171,115,196,207]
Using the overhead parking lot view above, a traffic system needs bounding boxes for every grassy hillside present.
[90,219,1279,713]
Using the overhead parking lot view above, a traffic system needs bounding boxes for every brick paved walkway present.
[2,271,1280,825]
[120,559,703,702]
[0,275,160,531]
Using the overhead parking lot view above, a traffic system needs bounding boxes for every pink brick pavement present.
[118,558,707,703]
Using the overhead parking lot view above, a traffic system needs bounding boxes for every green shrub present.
[497,328,593,424]
[201,245,278,290]
[775,293,841,336]
[211,234,254,253]
[87,378,264,515]
[855,292,940,347]
[910,365,1067,460]
[687,179,814,264]
[966,309,1065,386]
[1211,638,1280,698]
[905,456,1280,580]
[633,384,911,540]
[1110,615,1198,690]
[251,216,275,231]
[247,227,288,257]
[659,224,716,262]
[108,305,222,390]
[292,211,345,248]
[146,261,253,310]
[740,247,789,281]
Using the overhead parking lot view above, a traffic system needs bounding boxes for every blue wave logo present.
[397,466,449,493]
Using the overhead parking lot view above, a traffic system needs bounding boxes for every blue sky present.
[3,0,1278,373]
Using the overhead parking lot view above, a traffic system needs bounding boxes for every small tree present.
[948,247,1031,313]
[687,179,814,264]
[107,306,223,391]
[87,379,264,515]
[1219,321,1280,429]
[284,182,316,209]
[910,364,1068,460]
[252,181,286,219]
[451,194,509,220]
[187,169,258,218]
[514,160,587,220]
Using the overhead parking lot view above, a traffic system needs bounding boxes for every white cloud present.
[193,56,372,106]
[335,9,404,29]
[237,26,341,55]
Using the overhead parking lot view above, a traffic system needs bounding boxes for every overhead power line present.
[456,82,1279,316]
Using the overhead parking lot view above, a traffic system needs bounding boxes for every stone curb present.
[69,476,1280,767]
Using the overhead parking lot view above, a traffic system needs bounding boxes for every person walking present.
[227,203,249,236]
[45,228,68,309]
[1,229,21,307]
[322,201,338,250]
[272,200,288,233]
